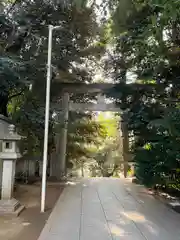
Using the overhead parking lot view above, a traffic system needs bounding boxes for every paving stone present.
[38,178,180,240]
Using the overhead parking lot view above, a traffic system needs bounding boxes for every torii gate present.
[54,83,129,179]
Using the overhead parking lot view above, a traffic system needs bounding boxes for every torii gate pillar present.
[59,92,69,178]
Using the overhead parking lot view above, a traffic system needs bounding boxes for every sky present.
[96,0,103,6]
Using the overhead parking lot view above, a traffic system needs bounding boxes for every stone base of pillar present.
[0,198,25,216]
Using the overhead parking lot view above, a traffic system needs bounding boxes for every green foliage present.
[87,113,121,177]
[67,112,108,165]
[96,112,120,138]
[0,0,105,157]
[66,111,121,176]
[105,0,180,188]
[135,109,180,186]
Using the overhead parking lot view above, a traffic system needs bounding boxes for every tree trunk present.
[0,95,8,116]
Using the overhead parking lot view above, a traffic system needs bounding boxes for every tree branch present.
[8,90,24,100]
[6,0,23,14]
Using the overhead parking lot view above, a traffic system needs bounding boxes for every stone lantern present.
[0,115,24,215]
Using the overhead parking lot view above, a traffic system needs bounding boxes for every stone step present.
[0,198,25,216]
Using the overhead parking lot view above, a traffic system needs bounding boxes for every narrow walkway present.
[38,178,180,240]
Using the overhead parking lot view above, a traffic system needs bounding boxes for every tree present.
[88,112,121,177]
[67,112,108,171]
[104,0,180,188]
[1,0,105,159]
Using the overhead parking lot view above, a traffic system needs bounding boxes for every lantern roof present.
[0,115,21,141]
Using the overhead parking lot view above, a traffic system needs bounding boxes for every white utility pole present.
[41,24,62,213]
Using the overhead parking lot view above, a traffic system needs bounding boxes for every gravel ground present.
[0,182,64,240]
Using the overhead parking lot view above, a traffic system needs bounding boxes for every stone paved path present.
[38,178,180,240]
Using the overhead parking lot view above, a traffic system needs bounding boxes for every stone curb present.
[130,177,180,214]
[153,192,180,214]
